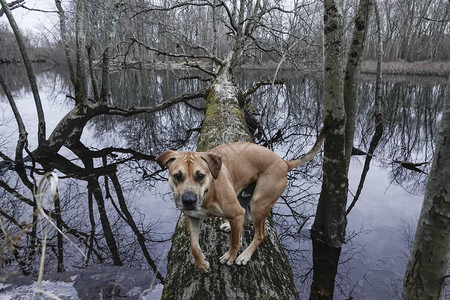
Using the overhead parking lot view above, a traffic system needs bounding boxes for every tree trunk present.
[75,0,87,105]
[343,0,373,171]
[310,1,373,298]
[402,75,450,300]
[161,71,299,299]
[310,0,346,298]
[0,0,46,145]
[346,0,383,216]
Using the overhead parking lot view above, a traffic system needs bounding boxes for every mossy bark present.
[196,74,252,151]
[161,73,299,300]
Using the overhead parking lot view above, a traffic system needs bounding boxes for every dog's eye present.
[173,172,183,182]
[196,172,205,182]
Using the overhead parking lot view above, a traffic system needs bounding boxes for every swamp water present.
[0,66,447,299]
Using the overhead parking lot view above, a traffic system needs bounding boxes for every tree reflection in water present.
[0,66,446,298]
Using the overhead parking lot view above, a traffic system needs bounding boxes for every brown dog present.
[156,129,326,272]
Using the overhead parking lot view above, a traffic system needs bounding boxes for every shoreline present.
[360,60,450,77]
[1,59,449,77]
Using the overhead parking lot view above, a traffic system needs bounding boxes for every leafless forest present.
[0,0,449,299]
[1,0,449,66]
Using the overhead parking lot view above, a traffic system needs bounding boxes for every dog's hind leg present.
[235,172,287,265]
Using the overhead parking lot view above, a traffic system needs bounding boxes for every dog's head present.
[155,150,222,211]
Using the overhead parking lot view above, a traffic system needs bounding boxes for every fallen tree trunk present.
[161,72,299,299]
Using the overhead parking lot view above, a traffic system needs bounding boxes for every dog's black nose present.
[181,192,197,209]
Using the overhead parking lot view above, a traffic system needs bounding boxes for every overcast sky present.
[1,0,59,35]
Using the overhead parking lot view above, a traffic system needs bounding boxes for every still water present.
[0,65,447,299]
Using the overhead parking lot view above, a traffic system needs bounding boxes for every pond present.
[0,64,447,299]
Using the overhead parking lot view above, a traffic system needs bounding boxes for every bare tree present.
[310,0,372,299]
[0,0,210,282]
[402,75,450,299]
[346,0,383,216]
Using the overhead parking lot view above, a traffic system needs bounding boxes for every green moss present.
[160,289,171,300]
[257,293,270,300]
[197,83,252,152]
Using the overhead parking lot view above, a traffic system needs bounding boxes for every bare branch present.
[0,0,24,17]
[131,0,215,18]
[244,79,284,96]
[130,38,223,66]
[182,61,217,77]
[88,147,156,161]
[104,87,210,116]
[17,3,57,14]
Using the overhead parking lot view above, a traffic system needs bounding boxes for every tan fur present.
[156,128,326,272]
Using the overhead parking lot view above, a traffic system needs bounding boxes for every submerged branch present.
[0,0,46,145]
[0,73,34,190]
[109,173,165,284]
[104,87,209,116]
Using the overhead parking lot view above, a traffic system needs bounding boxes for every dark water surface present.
[0,65,447,299]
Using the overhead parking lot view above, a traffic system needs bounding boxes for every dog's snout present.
[181,192,197,209]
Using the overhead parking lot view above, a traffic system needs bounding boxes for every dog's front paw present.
[219,219,231,232]
[196,259,210,273]
[219,250,237,266]
[235,251,252,266]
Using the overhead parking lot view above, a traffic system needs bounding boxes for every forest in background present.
[1,0,449,75]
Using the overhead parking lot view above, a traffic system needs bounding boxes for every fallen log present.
[161,72,299,299]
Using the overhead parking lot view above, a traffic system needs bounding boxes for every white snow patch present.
[0,283,12,290]
[140,283,164,300]
[0,280,79,300]
[126,286,143,297]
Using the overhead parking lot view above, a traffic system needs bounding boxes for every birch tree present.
[309,0,372,299]
[402,76,450,300]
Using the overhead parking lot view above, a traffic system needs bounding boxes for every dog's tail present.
[286,127,327,170]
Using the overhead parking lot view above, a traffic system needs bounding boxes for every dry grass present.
[1,172,86,300]
[361,60,450,77]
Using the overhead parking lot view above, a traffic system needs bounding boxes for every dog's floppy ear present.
[155,150,177,169]
[201,153,222,179]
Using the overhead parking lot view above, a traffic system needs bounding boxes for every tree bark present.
[161,71,299,299]
[55,0,76,88]
[310,1,373,298]
[402,75,450,300]
[310,1,346,299]
[310,0,346,250]
[346,0,383,216]
[343,0,373,171]
[99,0,121,102]
[75,0,87,105]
